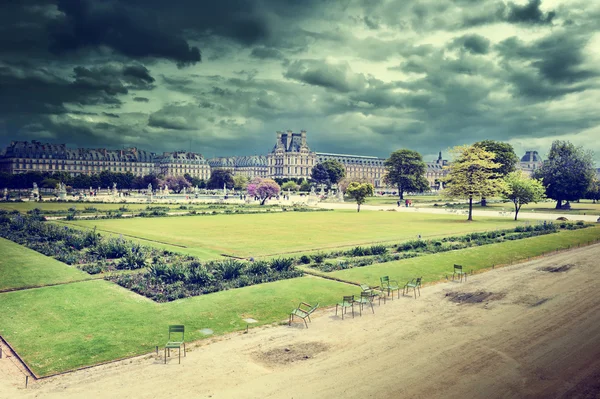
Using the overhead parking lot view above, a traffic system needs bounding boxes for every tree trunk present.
[260,197,267,205]
[514,205,519,221]
[357,203,361,212]
[468,197,473,221]
[481,197,487,207]
[398,188,404,200]
[555,199,562,209]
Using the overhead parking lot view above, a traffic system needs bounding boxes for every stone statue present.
[182,187,187,195]
[3,187,7,201]
[58,182,67,200]
[223,183,227,197]
[310,186,316,196]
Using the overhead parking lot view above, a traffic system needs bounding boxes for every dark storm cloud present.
[250,47,286,60]
[284,60,371,93]
[450,34,491,54]
[49,0,201,67]
[133,97,150,103]
[506,0,555,25]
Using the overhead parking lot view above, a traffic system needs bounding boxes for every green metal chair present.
[165,325,185,364]
[336,295,355,319]
[354,291,375,315]
[380,276,400,299]
[453,264,468,282]
[360,283,386,305]
[403,277,422,299]
[289,302,319,328]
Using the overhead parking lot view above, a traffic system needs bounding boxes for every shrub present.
[186,262,214,285]
[299,255,311,264]
[369,245,388,255]
[270,257,294,272]
[247,260,271,275]
[216,259,246,280]
[311,253,325,264]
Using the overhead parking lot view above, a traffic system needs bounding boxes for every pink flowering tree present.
[160,175,191,194]
[247,177,280,205]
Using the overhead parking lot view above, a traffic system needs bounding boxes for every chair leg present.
[184,343,186,357]
[164,347,166,364]
[179,348,181,364]
[370,302,374,314]
[303,317,308,328]
[335,304,338,316]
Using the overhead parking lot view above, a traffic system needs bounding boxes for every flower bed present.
[0,213,303,302]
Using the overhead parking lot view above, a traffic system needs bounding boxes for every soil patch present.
[254,342,329,366]
[445,291,505,304]
[540,264,573,273]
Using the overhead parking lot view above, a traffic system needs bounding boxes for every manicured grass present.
[328,226,600,287]
[432,200,600,215]
[0,238,91,291]
[65,210,529,258]
[1,226,598,377]
[0,276,353,377]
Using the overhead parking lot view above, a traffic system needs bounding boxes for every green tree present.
[443,145,505,221]
[585,177,600,203]
[281,181,299,192]
[502,171,546,220]
[311,164,330,185]
[299,179,311,192]
[232,175,249,191]
[320,160,346,185]
[346,181,374,212]
[473,140,519,206]
[206,170,234,190]
[184,173,204,188]
[383,149,430,200]
[534,140,596,209]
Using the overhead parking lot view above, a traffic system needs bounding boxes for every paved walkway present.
[316,202,600,222]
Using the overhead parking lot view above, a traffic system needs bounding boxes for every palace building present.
[1,132,537,191]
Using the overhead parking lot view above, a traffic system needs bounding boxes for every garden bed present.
[303,221,592,272]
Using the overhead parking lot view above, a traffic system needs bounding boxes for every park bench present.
[165,325,185,364]
[453,264,468,282]
[289,302,319,328]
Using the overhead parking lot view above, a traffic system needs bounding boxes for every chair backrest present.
[415,277,422,286]
[360,291,372,300]
[343,295,354,303]
[309,303,319,313]
[168,325,185,341]
[454,264,463,272]
[380,276,390,286]
[360,284,371,291]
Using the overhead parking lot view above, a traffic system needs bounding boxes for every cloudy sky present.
[1,0,599,162]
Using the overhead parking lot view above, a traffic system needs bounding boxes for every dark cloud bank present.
[0,0,599,161]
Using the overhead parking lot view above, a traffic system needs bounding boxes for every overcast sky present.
[1,0,599,162]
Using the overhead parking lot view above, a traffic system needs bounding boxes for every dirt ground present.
[1,244,600,399]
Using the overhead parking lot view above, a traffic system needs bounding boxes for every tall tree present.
[206,170,234,190]
[534,140,596,209]
[383,149,430,200]
[502,171,546,220]
[310,163,330,185]
[346,181,374,212]
[320,160,346,185]
[232,175,250,191]
[443,145,505,221]
[162,175,191,194]
[473,140,518,206]
[585,177,600,203]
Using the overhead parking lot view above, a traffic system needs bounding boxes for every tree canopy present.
[533,140,596,209]
[473,140,519,176]
[161,175,191,194]
[310,163,331,185]
[443,145,505,221]
[383,149,430,199]
[247,177,281,205]
[320,160,346,185]
[346,181,374,212]
[502,171,546,220]
[206,170,234,190]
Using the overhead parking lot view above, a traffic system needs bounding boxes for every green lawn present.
[428,200,600,215]
[0,238,92,291]
[0,276,353,377]
[327,226,600,287]
[64,210,530,258]
[0,226,599,377]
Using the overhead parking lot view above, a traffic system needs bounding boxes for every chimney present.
[301,130,307,146]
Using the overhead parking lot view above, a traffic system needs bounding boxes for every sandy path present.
[316,202,600,222]
[1,244,600,399]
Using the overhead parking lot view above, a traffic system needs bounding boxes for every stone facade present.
[267,130,316,179]
[316,153,386,187]
[156,152,210,179]
[0,141,155,176]
[207,156,268,179]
